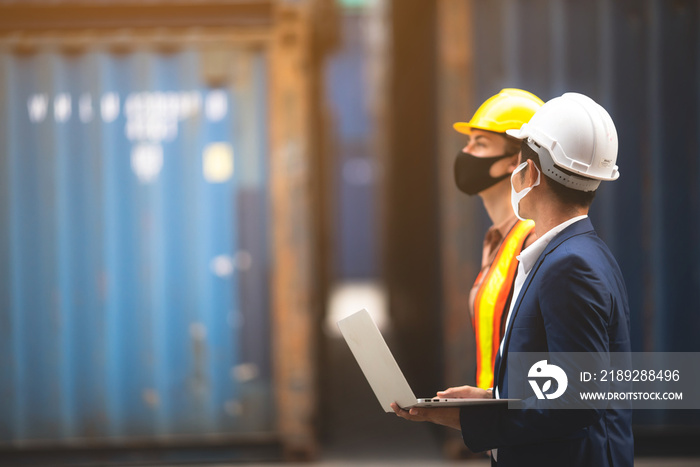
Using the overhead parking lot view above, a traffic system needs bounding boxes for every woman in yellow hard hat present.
[451,88,544,391]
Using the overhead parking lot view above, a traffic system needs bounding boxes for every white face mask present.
[510,161,541,221]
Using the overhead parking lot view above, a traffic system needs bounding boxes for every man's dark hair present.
[520,142,596,208]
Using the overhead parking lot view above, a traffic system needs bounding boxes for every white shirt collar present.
[517,215,589,274]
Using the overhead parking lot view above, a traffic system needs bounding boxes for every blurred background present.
[0,0,698,465]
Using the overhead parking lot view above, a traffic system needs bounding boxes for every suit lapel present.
[493,218,595,392]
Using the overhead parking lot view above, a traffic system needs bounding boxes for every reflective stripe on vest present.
[473,219,535,389]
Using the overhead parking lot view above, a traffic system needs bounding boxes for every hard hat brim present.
[505,127,528,139]
[453,122,472,135]
[453,122,512,136]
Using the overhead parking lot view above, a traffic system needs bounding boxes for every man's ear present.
[526,159,539,186]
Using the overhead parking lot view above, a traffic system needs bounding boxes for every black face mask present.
[454,151,515,195]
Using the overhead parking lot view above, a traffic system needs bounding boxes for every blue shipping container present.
[0,46,274,443]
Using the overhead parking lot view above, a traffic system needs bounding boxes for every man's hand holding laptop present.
[390,385,492,430]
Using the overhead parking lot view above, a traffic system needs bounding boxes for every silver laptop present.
[337,308,516,412]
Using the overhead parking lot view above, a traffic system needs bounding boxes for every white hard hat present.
[506,92,619,192]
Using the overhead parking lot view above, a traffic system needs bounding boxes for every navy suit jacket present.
[460,218,634,467]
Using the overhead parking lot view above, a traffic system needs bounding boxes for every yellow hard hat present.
[453,88,544,135]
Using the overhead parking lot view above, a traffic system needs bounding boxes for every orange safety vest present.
[472,219,535,389]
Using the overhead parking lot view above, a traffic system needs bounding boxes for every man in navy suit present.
[392,93,633,466]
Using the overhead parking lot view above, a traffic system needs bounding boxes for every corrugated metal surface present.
[438,0,699,431]
[0,46,273,443]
